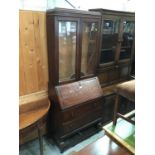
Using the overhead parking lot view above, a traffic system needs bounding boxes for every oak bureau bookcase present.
[46,8,103,151]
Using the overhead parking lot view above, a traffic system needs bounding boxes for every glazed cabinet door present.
[80,19,101,78]
[118,17,135,63]
[99,16,120,66]
[57,17,80,83]
[47,9,101,87]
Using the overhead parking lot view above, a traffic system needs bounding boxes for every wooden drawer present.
[52,77,105,145]
[62,98,104,122]
[62,108,103,134]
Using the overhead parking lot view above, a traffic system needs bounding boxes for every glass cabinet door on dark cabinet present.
[81,21,99,77]
[47,8,101,86]
[56,18,78,84]
[58,20,77,82]
[100,17,119,66]
[99,15,135,66]
[89,9,135,86]
[119,19,135,61]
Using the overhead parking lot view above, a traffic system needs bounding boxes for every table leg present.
[113,94,120,126]
[38,127,43,155]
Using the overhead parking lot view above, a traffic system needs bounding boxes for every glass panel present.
[102,20,119,34]
[120,21,135,60]
[100,49,115,63]
[100,19,119,64]
[58,21,76,82]
[81,22,98,76]
[119,47,132,60]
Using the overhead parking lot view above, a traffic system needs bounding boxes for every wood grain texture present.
[19,98,50,130]
[55,77,103,109]
[51,77,105,151]
[19,10,48,96]
[19,98,50,145]
[19,90,48,105]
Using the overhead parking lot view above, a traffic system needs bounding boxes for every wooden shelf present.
[121,46,131,49]
[101,47,115,51]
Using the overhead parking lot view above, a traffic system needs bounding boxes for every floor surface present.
[20,114,135,155]
[19,130,105,155]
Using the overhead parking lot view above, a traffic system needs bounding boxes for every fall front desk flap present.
[55,77,104,110]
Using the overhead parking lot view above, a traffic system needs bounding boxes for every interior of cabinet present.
[81,22,99,77]
[100,18,119,65]
[119,20,135,61]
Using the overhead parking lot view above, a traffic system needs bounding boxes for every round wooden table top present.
[19,98,50,130]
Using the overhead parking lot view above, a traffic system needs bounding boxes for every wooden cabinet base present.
[49,77,105,152]
[53,123,102,153]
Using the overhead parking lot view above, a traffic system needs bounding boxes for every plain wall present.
[19,0,135,11]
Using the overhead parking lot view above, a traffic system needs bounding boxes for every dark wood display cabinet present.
[89,8,135,127]
[46,8,102,152]
[89,9,135,87]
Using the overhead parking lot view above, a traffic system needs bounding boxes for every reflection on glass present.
[122,21,135,47]
[100,49,115,63]
[100,19,119,64]
[103,20,119,34]
[81,22,98,76]
[120,21,135,60]
[58,21,76,82]
[119,47,132,60]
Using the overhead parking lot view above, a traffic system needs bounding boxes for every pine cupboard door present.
[118,17,135,63]
[99,15,120,67]
[56,17,80,84]
[80,18,101,78]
